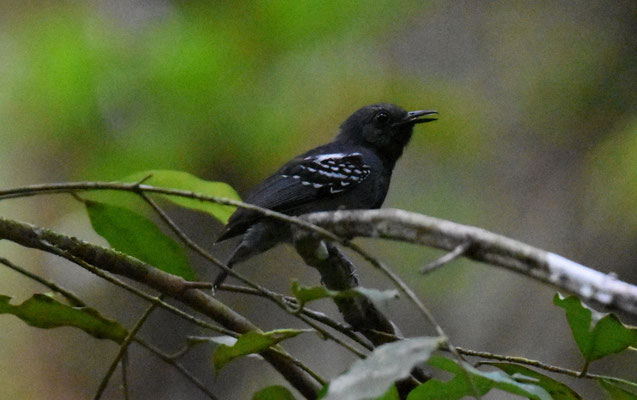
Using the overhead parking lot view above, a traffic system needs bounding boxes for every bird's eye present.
[374,112,390,124]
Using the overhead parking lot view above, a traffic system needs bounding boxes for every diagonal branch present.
[219,284,374,352]
[94,296,163,400]
[0,216,320,399]
[134,338,220,399]
[0,257,86,307]
[420,240,471,274]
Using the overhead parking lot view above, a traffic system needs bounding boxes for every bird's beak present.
[405,110,438,124]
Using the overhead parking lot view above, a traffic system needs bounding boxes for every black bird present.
[213,103,437,289]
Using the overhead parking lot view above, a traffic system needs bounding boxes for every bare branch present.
[220,284,375,352]
[420,240,471,274]
[135,338,220,400]
[301,209,637,317]
[462,348,637,388]
[95,297,162,400]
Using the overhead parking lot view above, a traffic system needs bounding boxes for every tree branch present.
[134,338,220,399]
[0,216,320,399]
[301,209,637,317]
[0,257,86,307]
[292,235,398,345]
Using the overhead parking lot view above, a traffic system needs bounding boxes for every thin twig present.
[0,216,320,398]
[94,296,163,400]
[121,350,129,400]
[139,191,371,358]
[0,181,340,241]
[269,347,328,386]
[0,255,222,397]
[220,284,374,351]
[462,348,637,388]
[137,192,274,300]
[420,241,471,274]
[167,343,200,361]
[134,338,220,400]
[0,256,86,307]
[295,312,367,358]
[37,242,235,336]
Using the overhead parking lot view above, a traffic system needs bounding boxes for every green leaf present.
[323,336,443,400]
[375,385,400,400]
[488,363,582,399]
[85,200,196,280]
[0,293,127,343]
[124,170,241,223]
[291,281,334,304]
[554,293,637,362]
[213,329,307,370]
[253,385,298,400]
[407,356,552,400]
[599,379,637,399]
[291,281,399,309]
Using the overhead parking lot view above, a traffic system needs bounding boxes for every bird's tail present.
[212,243,251,292]
[212,269,230,291]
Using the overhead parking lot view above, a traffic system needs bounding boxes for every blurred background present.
[0,1,636,399]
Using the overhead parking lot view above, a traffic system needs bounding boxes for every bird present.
[213,103,437,289]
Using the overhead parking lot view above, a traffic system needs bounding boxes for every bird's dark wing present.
[216,152,371,242]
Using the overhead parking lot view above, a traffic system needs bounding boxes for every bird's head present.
[336,103,437,165]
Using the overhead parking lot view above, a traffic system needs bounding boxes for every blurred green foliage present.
[0,1,413,179]
[0,1,497,190]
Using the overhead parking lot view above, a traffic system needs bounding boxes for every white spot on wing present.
[317,170,348,179]
[306,152,361,163]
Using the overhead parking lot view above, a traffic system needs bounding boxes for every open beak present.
[405,109,438,124]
